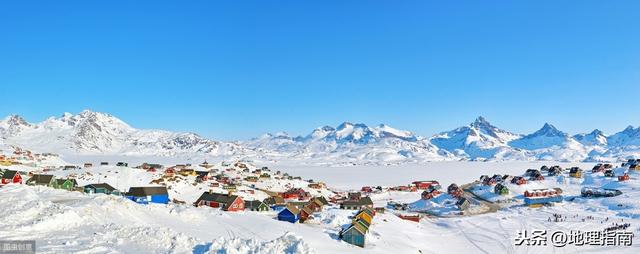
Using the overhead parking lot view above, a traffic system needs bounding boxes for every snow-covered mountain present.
[0,110,249,158]
[430,117,525,160]
[2,110,640,163]
[245,122,453,164]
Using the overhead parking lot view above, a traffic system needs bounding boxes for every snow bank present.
[205,232,314,254]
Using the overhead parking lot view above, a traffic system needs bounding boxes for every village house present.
[298,206,314,223]
[1,170,22,184]
[179,168,197,176]
[569,167,583,178]
[83,163,93,168]
[26,174,55,186]
[447,183,463,198]
[412,180,440,190]
[125,186,169,204]
[308,182,326,189]
[264,196,286,207]
[283,188,310,200]
[456,197,470,210]
[194,191,245,211]
[244,200,269,212]
[511,176,527,185]
[618,173,630,181]
[195,171,210,181]
[116,162,128,167]
[199,161,213,169]
[100,162,109,166]
[277,204,300,223]
[340,223,367,247]
[244,176,258,182]
[83,183,120,195]
[495,183,509,195]
[53,178,78,191]
[348,192,362,200]
[340,197,373,210]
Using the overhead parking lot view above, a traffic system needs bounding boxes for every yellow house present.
[354,211,372,225]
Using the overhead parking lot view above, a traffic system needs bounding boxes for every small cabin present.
[277,204,300,223]
[126,186,169,204]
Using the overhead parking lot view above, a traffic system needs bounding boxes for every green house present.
[26,174,56,187]
[84,183,120,195]
[244,200,270,212]
[54,178,78,191]
[494,184,509,195]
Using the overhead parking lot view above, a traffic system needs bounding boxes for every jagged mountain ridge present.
[2,110,640,163]
[0,110,248,157]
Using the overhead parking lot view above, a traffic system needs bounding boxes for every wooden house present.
[54,178,78,191]
[348,192,362,200]
[511,176,527,185]
[277,204,300,223]
[1,170,22,184]
[83,183,119,195]
[412,180,440,190]
[100,162,109,166]
[264,196,286,207]
[456,197,470,210]
[494,183,509,195]
[299,206,314,223]
[447,183,463,198]
[618,173,630,181]
[194,192,245,211]
[397,214,421,222]
[569,167,583,178]
[116,162,128,167]
[126,186,169,204]
[340,197,373,210]
[244,200,269,212]
[604,169,615,177]
[26,174,55,186]
[83,163,93,168]
[195,171,210,181]
[340,223,367,247]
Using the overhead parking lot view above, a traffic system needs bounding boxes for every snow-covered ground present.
[2,157,640,253]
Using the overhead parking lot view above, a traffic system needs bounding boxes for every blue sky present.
[1,1,639,140]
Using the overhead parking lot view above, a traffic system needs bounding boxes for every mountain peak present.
[535,123,565,136]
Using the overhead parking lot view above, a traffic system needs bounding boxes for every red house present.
[283,188,310,200]
[412,180,440,190]
[194,192,245,211]
[1,170,22,184]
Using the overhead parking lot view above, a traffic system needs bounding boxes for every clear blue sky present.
[1,1,639,140]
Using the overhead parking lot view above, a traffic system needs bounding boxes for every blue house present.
[125,186,169,204]
[340,223,368,247]
[277,204,300,223]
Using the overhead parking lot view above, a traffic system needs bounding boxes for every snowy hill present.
[0,110,250,158]
[3,110,640,163]
[245,122,452,165]
[430,117,525,160]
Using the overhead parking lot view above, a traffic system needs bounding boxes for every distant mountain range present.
[2,110,640,164]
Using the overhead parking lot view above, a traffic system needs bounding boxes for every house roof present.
[127,186,168,197]
[244,200,267,209]
[195,192,238,205]
[312,196,329,205]
[2,170,18,179]
[301,206,313,215]
[344,222,368,235]
[56,178,77,186]
[84,183,117,192]
[28,174,54,184]
[282,204,300,215]
[263,196,285,205]
[341,197,373,207]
